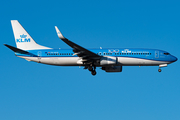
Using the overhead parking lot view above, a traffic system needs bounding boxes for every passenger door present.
[155,51,159,58]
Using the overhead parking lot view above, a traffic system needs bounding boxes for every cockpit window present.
[164,53,170,55]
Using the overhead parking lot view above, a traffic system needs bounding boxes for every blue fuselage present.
[15,48,177,66]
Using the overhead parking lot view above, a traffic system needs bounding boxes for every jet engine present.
[102,66,122,72]
[100,56,117,65]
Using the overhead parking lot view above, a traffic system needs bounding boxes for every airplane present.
[4,20,178,76]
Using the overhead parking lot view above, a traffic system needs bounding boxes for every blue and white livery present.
[4,20,177,75]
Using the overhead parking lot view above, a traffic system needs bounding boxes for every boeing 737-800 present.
[4,20,177,75]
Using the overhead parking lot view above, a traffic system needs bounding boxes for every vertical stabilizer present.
[11,20,51,50]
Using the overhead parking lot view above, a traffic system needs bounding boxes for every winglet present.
[55,26,65,39]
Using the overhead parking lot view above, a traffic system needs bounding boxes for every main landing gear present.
[91,70,97,76]
[85,65,97,76]
[89,65,97,76]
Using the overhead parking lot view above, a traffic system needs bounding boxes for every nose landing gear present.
[158,64,167,72]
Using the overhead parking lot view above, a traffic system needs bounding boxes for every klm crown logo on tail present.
[16,34,30,43]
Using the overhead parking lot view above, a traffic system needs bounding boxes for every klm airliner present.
[4,20,177,75]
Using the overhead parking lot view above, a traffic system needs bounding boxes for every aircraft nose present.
[171,55,178,62]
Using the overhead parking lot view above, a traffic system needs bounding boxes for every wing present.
[55,26,101,64]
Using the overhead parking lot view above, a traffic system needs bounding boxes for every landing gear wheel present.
[91,70,97,76]
[88,67,93,71]
[158,69,162,72]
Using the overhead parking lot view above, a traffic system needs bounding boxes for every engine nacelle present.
[102,66,122,72]
[100,56,117,65]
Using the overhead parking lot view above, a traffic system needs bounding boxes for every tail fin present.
[11,20,51,50]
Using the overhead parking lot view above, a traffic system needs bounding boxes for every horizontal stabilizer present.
[4,44,29,54]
